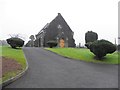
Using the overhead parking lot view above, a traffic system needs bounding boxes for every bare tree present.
[9,34,26,41]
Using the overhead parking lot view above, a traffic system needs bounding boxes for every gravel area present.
[1,56,22,78]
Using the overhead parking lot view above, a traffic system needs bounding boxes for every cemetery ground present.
[4,47,118,88]
[0,46,119,88]
[0,46,27,83]
[46,48,119,64]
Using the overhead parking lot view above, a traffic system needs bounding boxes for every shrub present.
[47,40,57,48]
[85,42,93,49]
[85,31,98,43]
[6,37,24,48]
[89,39,116,59]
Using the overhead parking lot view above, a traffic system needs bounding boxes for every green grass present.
[46,48,119,64]
[1,46,26,69]
[0,46,27,83]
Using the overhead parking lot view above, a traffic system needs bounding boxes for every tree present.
[25,40,34,47]
[0,40,8,46]
[9,34,25,40]
[29,35,35,47]
[89,39,116,59]
[6,37,24,49]
[29,35,35,40]
[85,31,98,43]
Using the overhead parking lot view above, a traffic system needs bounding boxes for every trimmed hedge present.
[6,38,24,48]
[89,39,116,59]
[47,40,57,48]
[85,31,98,43]
[85,42,92,49]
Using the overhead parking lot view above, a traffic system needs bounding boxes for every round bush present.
[89,39,116,59]
[85,31,98,43]
[6,38,24,48]
[47,40,57,48]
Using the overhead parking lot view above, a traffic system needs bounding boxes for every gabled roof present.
[37,13,73,36]
[43,23,50,30]
[37,23,50,35]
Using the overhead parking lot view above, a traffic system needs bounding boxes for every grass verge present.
[0,46,27,83]
[45,48,119,64]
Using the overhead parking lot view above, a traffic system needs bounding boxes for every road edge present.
[1,48,29,88]
[44,48,118,65]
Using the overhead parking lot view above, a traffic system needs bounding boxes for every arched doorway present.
[59,39,65,48]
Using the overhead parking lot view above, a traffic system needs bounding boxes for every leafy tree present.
[47,40,57,48]
[29,35,35,41]
[89,39,116,59]
[0,40,8,46]
[85,31,98,43]
[29,35,35,47]
[6,37,24,48]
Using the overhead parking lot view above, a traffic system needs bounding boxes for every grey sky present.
[0,0,119,45]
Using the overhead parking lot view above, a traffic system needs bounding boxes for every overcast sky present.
[0,0,119,46]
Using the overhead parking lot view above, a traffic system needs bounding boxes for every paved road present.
[5,47,118,88]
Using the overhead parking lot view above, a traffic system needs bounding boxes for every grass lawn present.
[46,48,119,64]
[0,46,27,83]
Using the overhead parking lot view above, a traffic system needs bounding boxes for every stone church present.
[34,13,76,47]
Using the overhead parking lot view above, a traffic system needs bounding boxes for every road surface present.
[4,47,118,88]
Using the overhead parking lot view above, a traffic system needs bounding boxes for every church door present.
[59,39,65,48]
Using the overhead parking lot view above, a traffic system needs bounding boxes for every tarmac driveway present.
[4,47,118,88]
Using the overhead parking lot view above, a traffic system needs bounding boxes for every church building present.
[34,13,76,47]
